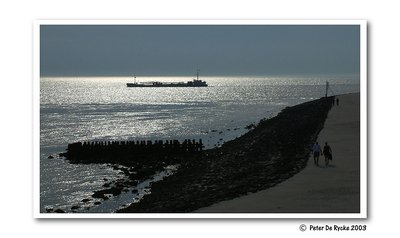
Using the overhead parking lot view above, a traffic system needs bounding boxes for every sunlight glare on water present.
[40,75,359,212]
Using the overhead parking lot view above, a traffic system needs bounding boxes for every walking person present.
[323,142,333,167]
[312,142,322,166]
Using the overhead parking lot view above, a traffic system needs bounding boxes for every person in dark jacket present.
[312,142,322,166]
[323,142,333,167]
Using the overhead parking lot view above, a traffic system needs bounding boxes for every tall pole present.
[325,81,329,98]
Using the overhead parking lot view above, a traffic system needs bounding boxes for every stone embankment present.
[56,96,334,213]
[117,96,335,212]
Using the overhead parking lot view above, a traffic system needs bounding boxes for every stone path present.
[196,93,361,213]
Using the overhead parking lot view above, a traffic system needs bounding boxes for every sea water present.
[39,75,359,213]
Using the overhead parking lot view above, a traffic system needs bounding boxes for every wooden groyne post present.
[66,139,204,163]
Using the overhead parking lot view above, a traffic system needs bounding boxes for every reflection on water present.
[40,153,126,212]
[40,75,360,212]
[88,165,179,213]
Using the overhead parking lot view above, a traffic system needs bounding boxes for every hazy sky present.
[40,25,360,77]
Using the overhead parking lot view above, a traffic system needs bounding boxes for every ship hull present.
[127,83,207,87]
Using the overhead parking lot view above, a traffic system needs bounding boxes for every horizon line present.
[40,73,361,78]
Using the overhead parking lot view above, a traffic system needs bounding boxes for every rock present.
[81,199,91,203]
[129,168,136,172]
[71,206,80,210]
[93,186,123,198]
[94,201,101,205]
[58,152,67,157]
[54,209,65,213]
[245,123,255,130]
[47,155,54,159]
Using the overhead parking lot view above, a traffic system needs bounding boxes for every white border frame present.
[33,20,367,219]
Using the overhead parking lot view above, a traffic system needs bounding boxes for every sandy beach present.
[196,93,360,213]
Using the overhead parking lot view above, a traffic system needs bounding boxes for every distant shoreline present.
[40,74,361,80]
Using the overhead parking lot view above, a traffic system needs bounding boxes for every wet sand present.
[196,93,360,213]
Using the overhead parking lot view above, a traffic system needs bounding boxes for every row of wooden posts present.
[67,139,204,160]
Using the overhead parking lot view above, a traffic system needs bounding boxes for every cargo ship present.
[127,71,208,87]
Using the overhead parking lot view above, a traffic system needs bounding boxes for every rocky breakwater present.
[117,96,335,213]
[55,139,203,212]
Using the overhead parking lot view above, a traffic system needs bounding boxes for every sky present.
[40,25,360,77]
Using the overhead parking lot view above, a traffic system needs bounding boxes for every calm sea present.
[40,75,359,213]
